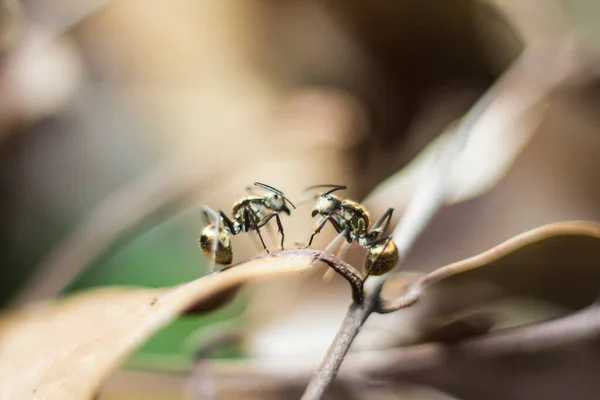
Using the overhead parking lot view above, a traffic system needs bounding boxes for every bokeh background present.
[2,0,600,398]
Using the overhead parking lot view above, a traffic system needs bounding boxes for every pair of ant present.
[199,182,398,278]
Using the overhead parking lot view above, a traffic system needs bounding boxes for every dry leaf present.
[371,221,600,346]
[422,221,600,306]
[366,86,544,214]
[0,253,315,399]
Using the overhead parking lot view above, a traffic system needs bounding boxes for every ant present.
[199,182,296,266]
[303,184,399,277]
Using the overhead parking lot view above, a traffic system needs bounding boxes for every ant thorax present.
[340,200,370,236]
[314,194,340,215]
[232,197,263,230]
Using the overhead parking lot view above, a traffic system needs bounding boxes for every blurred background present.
[2,0,600,398]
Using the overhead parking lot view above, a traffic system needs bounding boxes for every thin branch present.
[355,303,600,377]
[377,220,600,314]
[375,283,422,314]
[300,295,377,400]
[301,61,509,400]
[108,303,600,396]
[301,21,586,398]
[244,249,365,303]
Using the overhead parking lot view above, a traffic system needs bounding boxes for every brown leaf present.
[422,220,600,309]
[0,253,315,399]
[366,93,543,217]
[376,221,600,344]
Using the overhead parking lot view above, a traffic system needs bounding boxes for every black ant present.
[303,184,398,277]
[199,182,296,266]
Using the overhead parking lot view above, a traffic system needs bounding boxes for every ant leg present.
[201,207,213,226]
[219,211,237,234]
[322,237,352,282]
[327,216,351,242]
[245,206,270,253]
[254,225,270,254]
[309,215,347,246]
[370,235,393,245]
[257,212,285,250]
[322,267,335,282]
[310,225,349,276]
[305,217,329,248]
[260,210,278,249]
[337,240,352,261]
[274,213,285,250]
[366,208,395,245]
[370,208,394,234]
[321,227,347,256]
[312,217,346,256]
[321,217,352,282]
[305,214,346,247]
[240,207,267,250]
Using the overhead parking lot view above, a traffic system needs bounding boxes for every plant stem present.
[300,29,571,397]
[300,289,379,400]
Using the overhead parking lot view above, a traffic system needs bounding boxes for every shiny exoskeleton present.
[199,182,295,265]
[305,184,398,277]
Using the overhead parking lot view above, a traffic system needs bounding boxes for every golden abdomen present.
[364,238,399,276]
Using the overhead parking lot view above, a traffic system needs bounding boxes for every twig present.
[300,294,377,400]
[300,21,585,397]
[357,303,600,377]
[378,220,600,314]
[107,303,600,396]
[241,249,365,303]
[300,59,510,400]
[375,283,422,314]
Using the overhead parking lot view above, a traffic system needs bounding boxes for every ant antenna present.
[304,184,347,195]
[254,182,283,195]
[253,182,296,209]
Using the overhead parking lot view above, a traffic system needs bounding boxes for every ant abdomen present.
[199,224,233,265]
[364,238,399,276]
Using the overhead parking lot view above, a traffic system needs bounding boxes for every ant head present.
[305,185,347,217]
[264,192,290,215]
[254,182,296,215]
[199,224,233,265]
[312,193,341,217]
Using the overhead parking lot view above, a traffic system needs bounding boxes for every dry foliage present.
[2,0,600,399]
[0,254,315,399]
[1,222,598,399]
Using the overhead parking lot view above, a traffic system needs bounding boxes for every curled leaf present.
[422,220,600,309]
[377,221,600,344]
